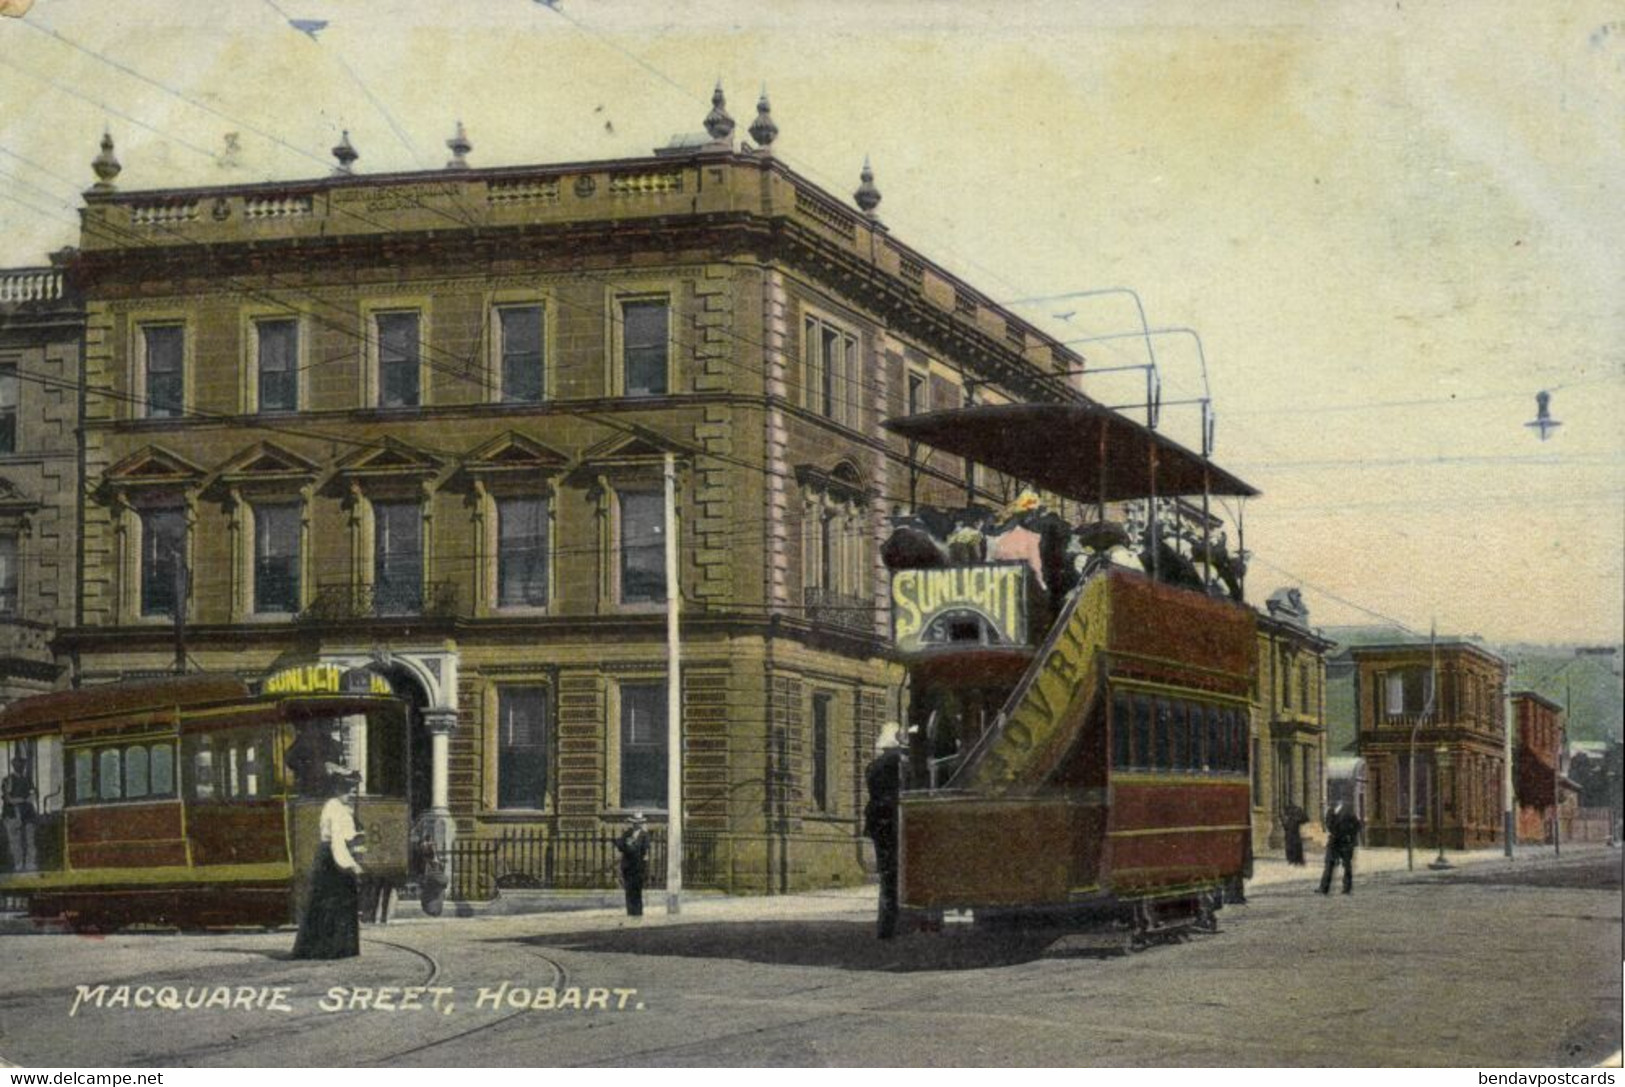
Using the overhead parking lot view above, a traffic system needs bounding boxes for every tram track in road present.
[365,942,572,1064]
[360,934,442,986]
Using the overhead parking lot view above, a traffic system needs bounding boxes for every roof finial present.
[703,79,735,145]
[331,130,359,176]
[91,129,121,190]
[853,155,881,216]
[748,86,778,151]
[445,120,472,169]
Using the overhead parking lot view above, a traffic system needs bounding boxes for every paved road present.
[0,849,1618,1067]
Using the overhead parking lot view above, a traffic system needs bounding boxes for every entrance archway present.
[371,663,433,825]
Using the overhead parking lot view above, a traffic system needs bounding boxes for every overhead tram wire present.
[0,25,1089,414]
[256,0,427,168]
[0,45,1153,505]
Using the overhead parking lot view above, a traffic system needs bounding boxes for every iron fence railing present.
[802,586,874,633]
[447,827,722,902]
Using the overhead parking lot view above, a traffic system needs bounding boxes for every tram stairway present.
[948,570,1113,794]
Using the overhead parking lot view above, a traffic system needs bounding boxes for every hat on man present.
[629,811,647,825]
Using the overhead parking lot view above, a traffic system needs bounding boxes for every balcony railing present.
[297,581,458,623]
[803,586,874,634]
[0,267,63,304]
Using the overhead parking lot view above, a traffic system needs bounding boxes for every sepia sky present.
[1,0,1620,644]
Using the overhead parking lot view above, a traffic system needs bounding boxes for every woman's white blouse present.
[319,796,362,874]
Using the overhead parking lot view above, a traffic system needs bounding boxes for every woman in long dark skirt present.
[292,769,365,960]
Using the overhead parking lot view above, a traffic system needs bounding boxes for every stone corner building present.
[0,259,80,710]
[62,101,1083,895]
[1249,588,1332,855]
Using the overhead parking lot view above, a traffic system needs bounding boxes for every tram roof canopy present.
[883,403,1259,503]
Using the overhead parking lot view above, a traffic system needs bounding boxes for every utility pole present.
[663,452,683,915]
[1503,682,1515,858]
[171,551,188,675]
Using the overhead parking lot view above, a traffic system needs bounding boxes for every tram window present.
[1205,705,1221,771]
[1112,692,1133,768]
[1230,710,1247,773]
[98,749,122,800]
[1133,696,1153,771]
[1153,700,1172,770]
[151,744,175,796]
[125,746,150,798]
[365,711,406,798]
[1186,702,1204,771]
[191,747,215,800]
[1171,702,1188,770]
[72,750,92,804]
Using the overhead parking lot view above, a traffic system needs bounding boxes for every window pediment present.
[579,431,683,468]
[211,441,320,492]
[334,437,442,484]
[0,475,40,516]
[102,445,205,497]
[795,460,872,505]
[465,431,569,474]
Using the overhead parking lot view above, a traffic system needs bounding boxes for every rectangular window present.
[1133,695,1153,771]
[905,370,928,417]
[0,533,15,615]
[1154,700,1172,771]
[253,503,301,614]
[811,693,832,813]
[373,500,422,614]
[376,311,421,408]
[140,508,186,617]
[256,319,298,413]
[803,315,859,425]
[143,325,185,418]
[498,305,545,403]
[497,495,549,607]
[0,365,16,453]
[1250,736,1262,803]
[1386,668,1433,717]
[619,490,666,605]
[1112,691,1133,769]
[1397,753,1431,821]
[622,300,668,397]
[620,683,668,810]
[497,686,549,810]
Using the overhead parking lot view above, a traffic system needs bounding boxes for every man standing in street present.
[864,723,905,939]
[2,755,37,873]
[1318,799,1363,895]
[615,811,651,917]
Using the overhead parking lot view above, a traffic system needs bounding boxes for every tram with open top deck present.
[0,669,415,932]
[881,402,1259,941]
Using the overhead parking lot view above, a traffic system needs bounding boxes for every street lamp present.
[1429,743,1453,870]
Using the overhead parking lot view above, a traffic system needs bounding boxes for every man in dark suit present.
[1318,800,1363,895]
[863,723,905,939]
[615,812,651,917]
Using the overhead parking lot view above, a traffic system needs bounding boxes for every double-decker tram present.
[881,402,1259,944]
[0,668,413,932]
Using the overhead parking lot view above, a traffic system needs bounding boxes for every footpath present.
[385,841,1620,933]
[1,842,1615,936]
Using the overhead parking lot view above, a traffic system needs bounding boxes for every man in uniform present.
[1318,799,1363,895]
[614,811,651,917]
[863,723,905,939]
